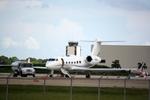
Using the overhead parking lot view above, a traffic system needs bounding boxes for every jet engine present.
[85,55,101,65]
[86,56,93,62]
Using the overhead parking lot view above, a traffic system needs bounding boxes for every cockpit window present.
[48,58,58,61]
[49,59,55,61]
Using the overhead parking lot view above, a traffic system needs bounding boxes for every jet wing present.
[33,66,48,69]
[71,66,137,72]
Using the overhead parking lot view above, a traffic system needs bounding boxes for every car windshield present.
[21,63,32,67]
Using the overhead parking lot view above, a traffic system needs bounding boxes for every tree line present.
[0,56,18,65]
[0,55,148,69]
[0,55,47,65]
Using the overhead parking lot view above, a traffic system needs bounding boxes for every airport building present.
[66,42,150,72]
[100,45,150,72]
[66,41,81,56]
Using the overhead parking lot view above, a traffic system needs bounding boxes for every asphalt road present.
[0,73,149,89]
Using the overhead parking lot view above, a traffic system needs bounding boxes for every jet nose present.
[46,61,60,67]
[46,61,52,67]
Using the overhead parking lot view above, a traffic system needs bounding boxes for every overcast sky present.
[0,0,150,59]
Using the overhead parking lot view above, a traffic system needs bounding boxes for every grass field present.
[0,85,148,100]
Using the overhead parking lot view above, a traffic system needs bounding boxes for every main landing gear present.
[49,70,54,77]
[86,72,91,78]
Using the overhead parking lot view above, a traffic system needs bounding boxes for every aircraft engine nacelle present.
[86,55,101,65]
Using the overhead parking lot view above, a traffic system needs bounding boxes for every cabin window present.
[77,61,78,64]
[79,61,81,63]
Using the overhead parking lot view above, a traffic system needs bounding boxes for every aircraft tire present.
[64,75,70,78]
[86,73,91,78]
[49,74,53,77]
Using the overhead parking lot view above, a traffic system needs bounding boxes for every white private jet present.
[34,40,148,78]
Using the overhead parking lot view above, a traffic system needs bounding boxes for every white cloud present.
[0,0,8,10]
[24,36,40,50]
[0,18,85,48]
[58,19,82,33]
[101,0,150,11]
[0,36,40,50]
[23,0,44,8]
[1,37,18,48]
[56,19,85,41]
[144,42,150,45]
[0,0,44,10]
[0,0,150,58]
[126,11,150,33]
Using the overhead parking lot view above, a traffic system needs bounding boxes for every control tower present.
[66,41,81,56]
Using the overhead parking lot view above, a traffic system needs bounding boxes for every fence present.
[0,76,150,100]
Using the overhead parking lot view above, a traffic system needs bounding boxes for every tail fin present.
[80,39,101,56]
[81,39,124,56]
[91,40,101,56]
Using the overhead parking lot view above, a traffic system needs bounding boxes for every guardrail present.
[0,76,150,100]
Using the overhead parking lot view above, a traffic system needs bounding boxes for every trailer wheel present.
[86,73,91,78]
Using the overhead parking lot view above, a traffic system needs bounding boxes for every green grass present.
[0,66,12,73]
[0,85,148,100]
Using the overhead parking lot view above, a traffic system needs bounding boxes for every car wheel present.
[33,74,35,77]
[13,74,17,77]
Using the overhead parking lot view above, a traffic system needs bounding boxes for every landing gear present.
[49,74,53,77]
[86,72,91,78]
[60,68,71,78]
[64,75,70,78]
[49,70,54,77]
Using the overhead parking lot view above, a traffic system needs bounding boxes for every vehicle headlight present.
[22,69,26,73]
[33,69,35,73]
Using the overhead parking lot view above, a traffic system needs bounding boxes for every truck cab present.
[11,61,35,77]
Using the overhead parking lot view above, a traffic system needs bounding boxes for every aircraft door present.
[61,58,64,68]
